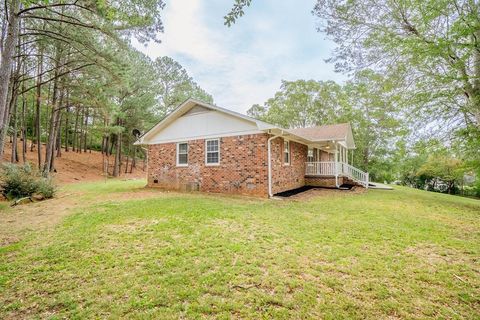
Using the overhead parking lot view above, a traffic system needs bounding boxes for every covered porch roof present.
[286,123,356,149]
[263,125,354,154]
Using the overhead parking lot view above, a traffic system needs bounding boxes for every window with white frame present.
[206,139,220,165]
[284,140,290,164]
[176,142,188,166]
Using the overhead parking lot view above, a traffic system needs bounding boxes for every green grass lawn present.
[0,181,479,319]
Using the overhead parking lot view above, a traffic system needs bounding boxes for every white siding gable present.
[148,109,263,144]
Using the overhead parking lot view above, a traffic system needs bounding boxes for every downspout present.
[267,134,280,197]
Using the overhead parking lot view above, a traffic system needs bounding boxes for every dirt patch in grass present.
[105,188,168,201]
[0,191,83,246]
[0,184,167,247]
[103,218,166,234]
[404,244,470,265]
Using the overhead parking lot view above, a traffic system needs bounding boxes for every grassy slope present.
[0,181,479,319]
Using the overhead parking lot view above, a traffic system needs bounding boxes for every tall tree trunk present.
[109,134,115,156]
[83,108,88,153]
[113,120,122,177]
[45,82,52,135]
[11,95,18,163]
[73,106,79,152]
[43,45,63,174]
[21,81,26,163]
[124,144,129,174]
[1,24,23,159]
[78,107,85,153]
[56,113,62,158]
[105,135,110,155]
[64,106,69,152]
[35,52,44,169]
[0,0,20,158]
[30,98,35,152]
[88,110,94,153]
[46,88,64,173]
[101,136,105,155]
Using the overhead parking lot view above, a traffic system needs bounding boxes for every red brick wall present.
[270,137,308,194]
[305,176,343,188]
[147,133,311,197]
[147,134,269,197]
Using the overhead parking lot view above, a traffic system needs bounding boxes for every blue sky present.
[135,0,345,113]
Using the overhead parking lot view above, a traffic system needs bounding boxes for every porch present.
[268,123,369,195]
[304,142,369,188]
[305,161,369,188]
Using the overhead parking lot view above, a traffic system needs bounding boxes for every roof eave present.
[135,98,281,145]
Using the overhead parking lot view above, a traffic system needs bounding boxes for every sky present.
[134,0,345,113]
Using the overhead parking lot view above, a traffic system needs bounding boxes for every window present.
[284,140,290,164]
[206,139,220,165]
[176,142,188,166]
[307,147,314,162]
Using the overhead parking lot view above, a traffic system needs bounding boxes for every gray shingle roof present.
[287,123,351,141]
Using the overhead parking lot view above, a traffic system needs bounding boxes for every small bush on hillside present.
[0,163,56,200]
[36,176,56,199]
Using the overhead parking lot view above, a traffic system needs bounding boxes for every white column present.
[334,142,339,187]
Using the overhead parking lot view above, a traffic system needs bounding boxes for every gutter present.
[267,134,280,197]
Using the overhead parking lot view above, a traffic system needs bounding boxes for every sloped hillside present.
[2,141,146,184]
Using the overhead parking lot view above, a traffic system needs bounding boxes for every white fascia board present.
[262,128,312,146]
[144,130,265,145]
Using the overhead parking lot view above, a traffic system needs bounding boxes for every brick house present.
[135,99,368,198]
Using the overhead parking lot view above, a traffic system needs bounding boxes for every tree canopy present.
[0,0,211,176]
[228,0,479,196]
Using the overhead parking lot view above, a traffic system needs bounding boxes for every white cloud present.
[135,0,345,113]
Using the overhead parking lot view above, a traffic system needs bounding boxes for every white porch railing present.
[305,162,336,176]
[305,161,369,188]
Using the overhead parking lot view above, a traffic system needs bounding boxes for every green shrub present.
[36,176,56,199]
[0,163,56,200]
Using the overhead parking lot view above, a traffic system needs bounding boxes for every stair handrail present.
[338,162,369,188]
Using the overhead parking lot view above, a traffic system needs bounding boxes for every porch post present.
[334,141,339,188]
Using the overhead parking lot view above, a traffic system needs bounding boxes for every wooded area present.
[0,0,212,178]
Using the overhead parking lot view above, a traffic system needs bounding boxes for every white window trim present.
[284,140,290,165]
[176,142,188,167]
[205,138,220,166]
